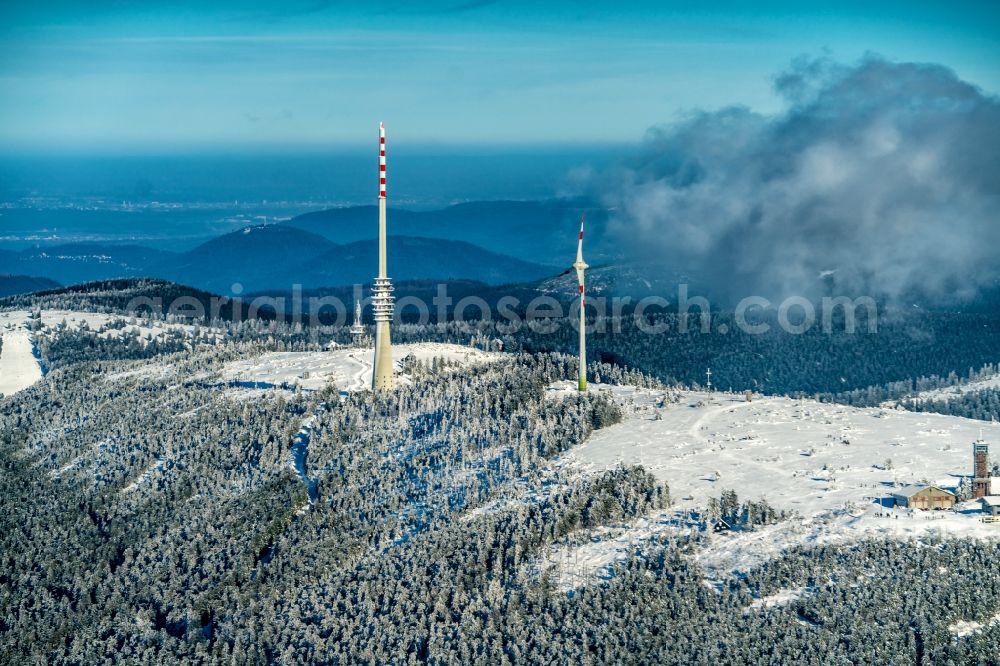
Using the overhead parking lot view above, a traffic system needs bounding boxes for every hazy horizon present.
[0,146,628,209]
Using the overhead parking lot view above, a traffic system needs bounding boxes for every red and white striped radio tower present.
[371,122,394,391]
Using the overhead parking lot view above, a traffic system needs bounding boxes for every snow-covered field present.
[560,388,998,515]
[0,309,224,345]
[0,320,43,396]
[0,308,227,396]
[221,342,501,393]
[0,308,499,397]
[540,384,1000,585]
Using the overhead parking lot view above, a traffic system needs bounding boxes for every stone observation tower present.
[371,122,395,391]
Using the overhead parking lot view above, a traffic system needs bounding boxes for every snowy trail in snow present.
[291,414,320,507]
[345,351,372,393]
[686,396,776,443]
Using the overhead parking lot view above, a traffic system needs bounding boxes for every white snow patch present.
[949,609,1000,638]
[49,456,84,478]
[536,509,692,591]
[460,477,568,523]
[122,458,165,493]
[220,387,275,402]
[0,320,42,396]
[546,380,674,410]
[221,342,501,393]
[748,586,808,610]
[104,363,176,383]
[0,309,225,349]
[0,308,217,393]
[174,404,207,419]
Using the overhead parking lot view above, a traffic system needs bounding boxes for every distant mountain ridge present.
[148,224,558,293]
[1,200,618,292]
[0,220,560,294]
[282,200,616,265]
[1,244,175,286]
[0,274,62,298]
[149,225,335,293]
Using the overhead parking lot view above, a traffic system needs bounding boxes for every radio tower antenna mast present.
[350,299,365,346]
[573,214,589,391]
[371,122,394,391]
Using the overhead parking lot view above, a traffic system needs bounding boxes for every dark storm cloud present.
[600,56,1000,304]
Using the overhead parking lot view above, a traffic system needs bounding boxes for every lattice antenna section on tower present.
[371,279,395,323]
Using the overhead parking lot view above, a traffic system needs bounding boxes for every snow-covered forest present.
[1,287,999,663]
[4,279,1000,402]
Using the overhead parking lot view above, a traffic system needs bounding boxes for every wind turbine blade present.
[576,213,585,263]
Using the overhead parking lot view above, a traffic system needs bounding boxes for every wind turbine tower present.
[573,214,589,391]
[371,122,395,391]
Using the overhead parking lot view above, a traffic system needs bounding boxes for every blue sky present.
[1,1,997,151]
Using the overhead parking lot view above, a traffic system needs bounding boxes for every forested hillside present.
[1,325,998,664]
[389,310,1000,399]
[1,223,558,294]
[282,200,615,266]
[902,387,1000,422]
[5,282,999,400]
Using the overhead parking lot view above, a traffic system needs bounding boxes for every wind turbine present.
[573,214,589,391]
